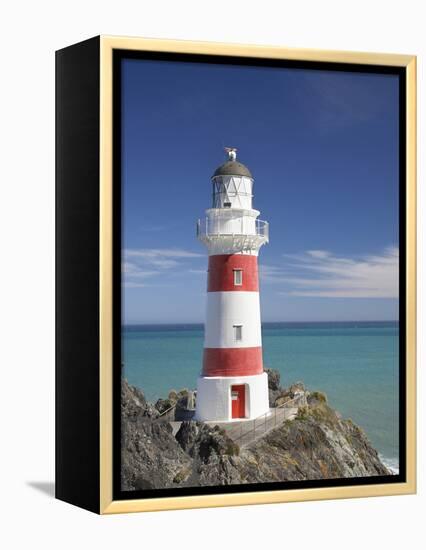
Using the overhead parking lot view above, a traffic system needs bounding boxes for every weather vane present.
[224,146,237,161]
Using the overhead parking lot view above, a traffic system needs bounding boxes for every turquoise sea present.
[123,321,399,471]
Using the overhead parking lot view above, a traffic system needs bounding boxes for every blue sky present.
[121,58,399,324]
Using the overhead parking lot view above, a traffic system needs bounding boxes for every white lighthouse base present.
[195,372,269,423]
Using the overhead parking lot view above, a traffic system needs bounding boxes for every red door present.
[231,385,246,419]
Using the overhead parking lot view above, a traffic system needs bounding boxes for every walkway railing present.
[153,395,304,449]
[153,403,177,422]
[223,397,301,448]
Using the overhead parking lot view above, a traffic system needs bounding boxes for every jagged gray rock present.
[121,379,159,419]
[175,420,200,455]
[121,418,192,490]
[275,382,307,407]
[121,380,191,489]
[265,367,282,406]
[237,396,388,482]
[266,367,281,391]
[154,397,175,415]
[176,422,239,461]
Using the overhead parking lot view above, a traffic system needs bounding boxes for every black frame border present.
[112,49,407,502]
[55,36,101,513]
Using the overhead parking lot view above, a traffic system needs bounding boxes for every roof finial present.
[224,146,237,162]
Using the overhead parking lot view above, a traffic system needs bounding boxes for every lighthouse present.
[195,148,270,422]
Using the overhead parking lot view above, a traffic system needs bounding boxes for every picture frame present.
[56,35,416,514]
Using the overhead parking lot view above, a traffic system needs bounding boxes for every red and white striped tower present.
[195,148,270,422]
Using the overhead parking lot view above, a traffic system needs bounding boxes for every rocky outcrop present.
[275,382,307,408]
[121,380,191,490]
[175,422,242,486]
[121,417,192,490]
[121,379,159,419]
[176,421,239,460]
[121,378,390,490]
[236,394,388,482]
[266,368,307,408]
[265,367,282,406]
[154,388,196,420]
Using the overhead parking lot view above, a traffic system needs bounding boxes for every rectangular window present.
[233,269,243,286]
[234,325,243,342]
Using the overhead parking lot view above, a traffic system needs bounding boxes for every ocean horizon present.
[122,320,399,473]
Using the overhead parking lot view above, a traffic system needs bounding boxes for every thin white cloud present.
[261,246,398,298]
[124,281,147,289]
[124,248,202,269]
[259,264,286,279]
[306,250,330,259]
[122,248,204,287]
[125,248,202,259]
[122,261,158,278]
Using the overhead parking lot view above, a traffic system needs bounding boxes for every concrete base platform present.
[195,372,269,422]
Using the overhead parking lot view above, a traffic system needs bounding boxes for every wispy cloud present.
[123,248,203,287]
[260,246,399,298]
[122,262,158,278]
[125,248,201,267]
[298,71,395,134]
[124,281,147,289]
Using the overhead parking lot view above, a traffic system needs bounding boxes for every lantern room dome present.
[212,148,253,179]
[212,160,253,179]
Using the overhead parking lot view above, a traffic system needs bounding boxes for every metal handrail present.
[154,402,177,421]
[225,397,301,447]
[276,396,300,409]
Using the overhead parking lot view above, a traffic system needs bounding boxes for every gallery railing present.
[196,217,269,241]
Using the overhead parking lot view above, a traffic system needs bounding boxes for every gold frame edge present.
[100,37,114,513]
[98,36,417,515]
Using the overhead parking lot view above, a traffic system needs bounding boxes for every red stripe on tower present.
[207,254,259,292]
[202,347,263,377]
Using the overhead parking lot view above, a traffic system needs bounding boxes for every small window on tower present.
[233,269,243,286]
[234,325,243,342]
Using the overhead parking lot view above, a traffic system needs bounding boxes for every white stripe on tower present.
[204,292,262,349]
